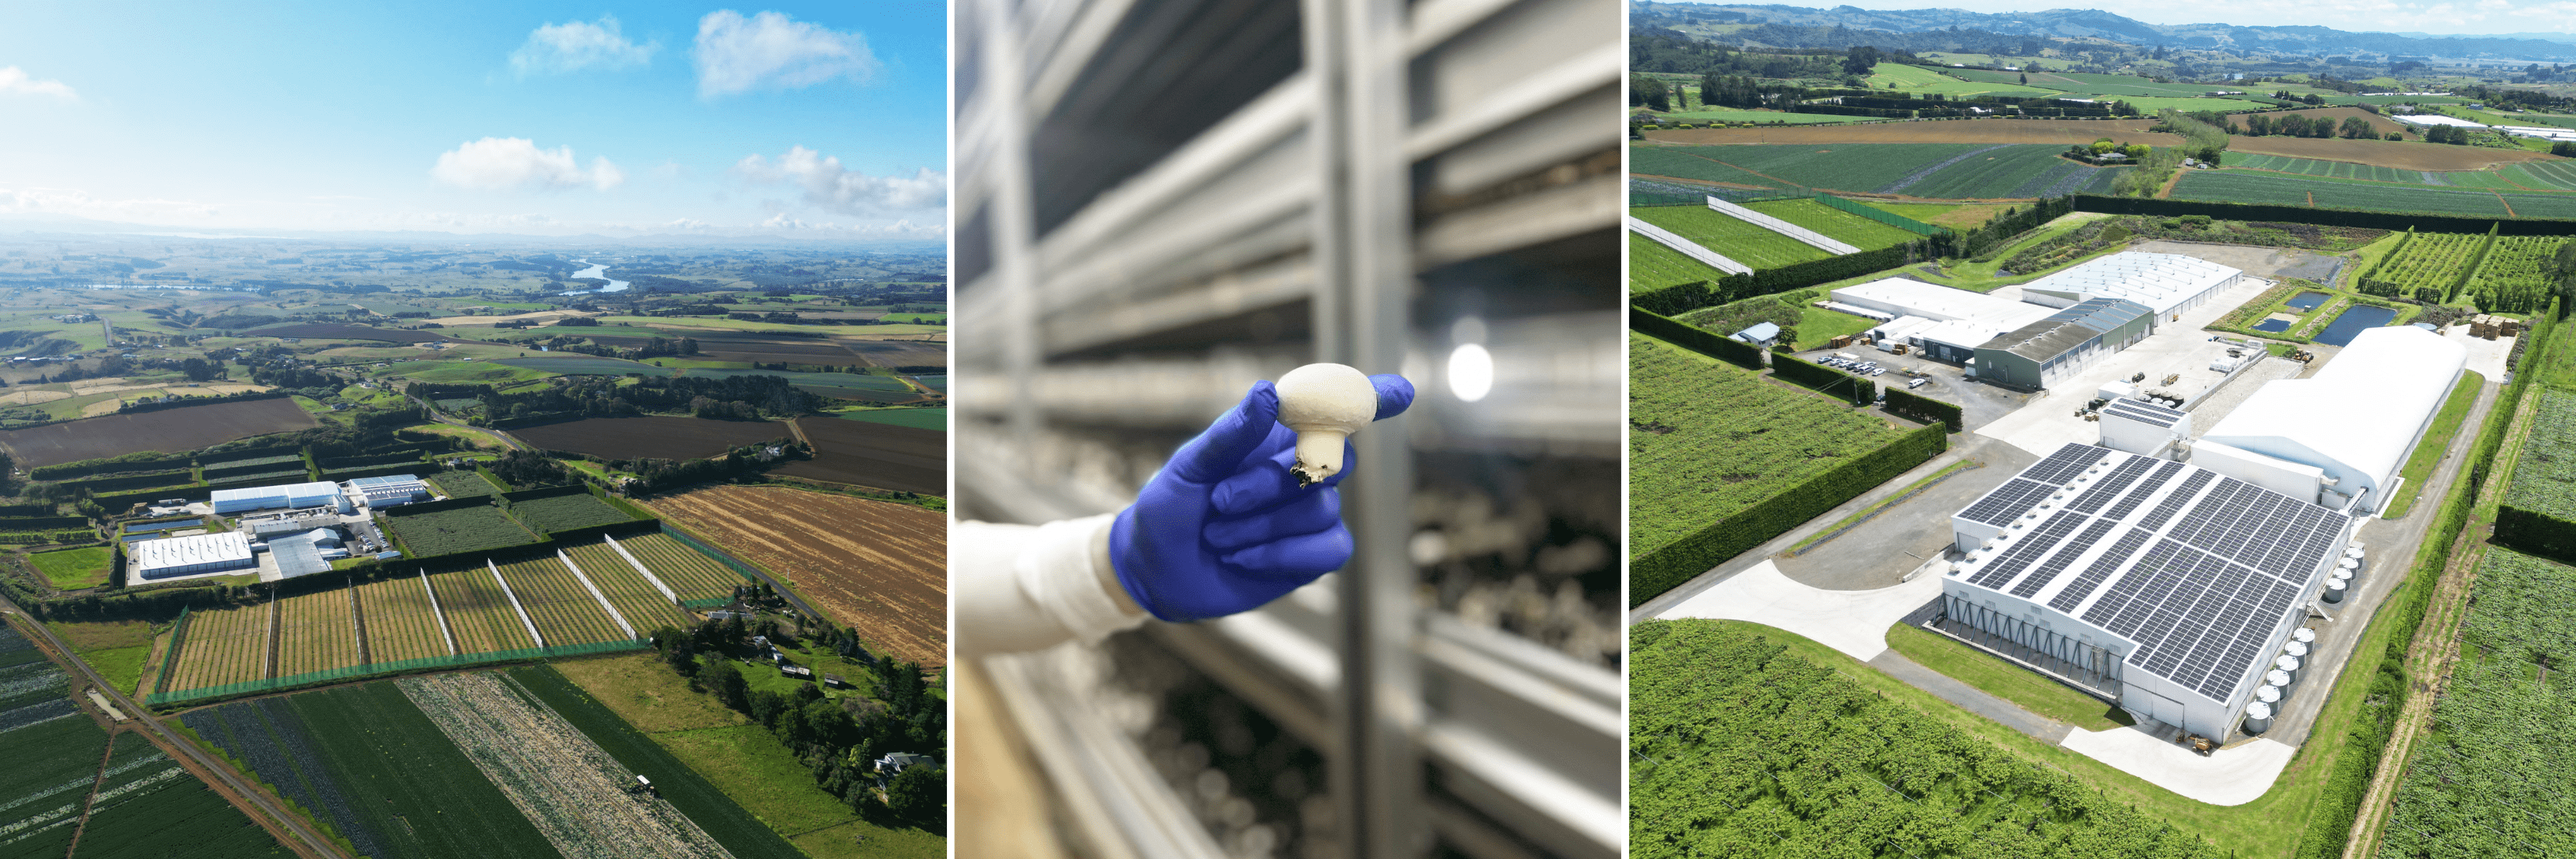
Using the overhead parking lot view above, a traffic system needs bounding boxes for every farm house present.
[2018,252,2244,321]
[212,480,349,515]
[1939,442,2357,740]
[132,531,257,580]
[345,474,429,507]
[2194,325,2466,512]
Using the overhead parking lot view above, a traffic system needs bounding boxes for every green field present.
[1632,620,2225,859]
[1889,145,2118,199]
[1740,198,1927,249]
[505,665,816,859]
[384,504,537,556]
[2169,170,2576,219]
[2464,235,2566,313]
[1631,146,1804,189]
[506,493,636,534]
[836,408,946,431]
[2503,388,2576,523]
[2499,159,2576,190]
[1864,62,2061,97]
[1627,332,1904,556]
[2379,547,2576,857]
[383,360,556,384]
[1884,623,2136,732]
[2220,152,2455,185]
[1630,232,1736,291]
[1629,206,1830,270]
[1639,143,2120,199]
[493,356,678,376]
[672,367,913,391]
[428,470,502,499]
[29,545,112,589]
[2366,232,2489,298]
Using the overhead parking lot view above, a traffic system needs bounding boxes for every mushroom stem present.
[1290,428,1349,488]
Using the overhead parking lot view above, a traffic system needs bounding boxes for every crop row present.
[615,534,747,603]
[505,666,806,859]
[1629,206,1831,270]
[180,698,385,859]
[356,573,452,662]
[491,558,627,647]
[169,601,270,691]
[1631,233,1732,292]
[385,505,537,558]
[2174,170,2576,220]
[427,566,539,655]
[72,775,293,858]
[2500,160,2576,191]
[2503,389,2576,522]
[0,660,70,712]
[2370,233,2487,297]
[0,705,112,857]
[2378,548,2576,856]
[429,472,501,499]
[399,673,733,859]
[1740,199,1924,250]
[274,589,363,678]
[2464,235,2567,313]
[283,682,560,859]
[563,542,693,632]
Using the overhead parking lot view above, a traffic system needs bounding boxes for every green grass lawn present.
[1792,305,1879,346]
[1884,622,2135,732]
[82,645,150,696]
[656,725,866,834]
[2381,369,2486,518]
[1903,212,2119,293]
[46,617,154,694]
[382,360,556,384]
[832,408,946,431]
[1855,200,2011,230]
[28,546,112,589]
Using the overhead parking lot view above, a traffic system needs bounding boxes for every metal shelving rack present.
[955,1,1621,857]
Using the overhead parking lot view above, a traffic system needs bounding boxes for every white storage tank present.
[2267,669,2293,693]
[2284,640,2310,662]
[2255,685,2282,705]
[2243,701,2274,734]
[2323,579,2348,603]
[2292,628,2317,646]
[2277,655,2303,686]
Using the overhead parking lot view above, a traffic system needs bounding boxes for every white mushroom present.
[1274,363,1376,488]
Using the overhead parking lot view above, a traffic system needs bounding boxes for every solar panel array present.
[1952,441,2355,707]
[2103,397,2186,430]
[1961,478,2058,527]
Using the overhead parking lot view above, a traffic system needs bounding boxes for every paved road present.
[0,597,350,859]
[1868,650,2073,743]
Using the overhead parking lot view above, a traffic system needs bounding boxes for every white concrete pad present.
[1655,560,1941,662]
[2058,727,2297,806]
[2439,324,2514,382]
[1974,274,2277,457]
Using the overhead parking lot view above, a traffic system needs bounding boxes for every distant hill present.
[1636,3,2576,61]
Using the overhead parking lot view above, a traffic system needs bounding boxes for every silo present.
[2323,579,2347,603]
[2243,702,2274,735]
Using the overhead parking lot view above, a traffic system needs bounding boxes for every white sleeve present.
[954,514,1148,655]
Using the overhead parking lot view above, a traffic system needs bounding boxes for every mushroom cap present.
[1275,363,1375,433]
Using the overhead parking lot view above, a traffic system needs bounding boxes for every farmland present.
[1631,232,1732,292]
[399,672,735,859]
[512,416,793,461]
[180,682,561,859]
[384,504,537,557]
[834,406,945,431]
[0,397,320,468]
[240,323,452,344]
[46,619,154,696]
[506,666,807,859]
[166,601,271,692]
[562,542,694,632]
[2223,136,2557,171]
[506,493,638,534]
[2503,389,2576,525]
[356,573,453,662]
[2377,548,2576,857]
[492,558,630,647]
[1632,620,2226,859]
[29,545,112,589]
[1642,118,2177,146]
[2167,171,2576,219]
[429,471,502,498]
[1739,199,1927,249]
[1627,206,1830,269]
[2462,235,2566,313]
[646,485,948,666]
[2361,232,2488,299]
[273,589,363,678]
[2500,160,2576,191]
[428,566,541,654]
[1628,332,1907,560]
[491,357,677,377]
[774,417,945,495]
[608,533,750,604]
[72,733,287,859]
[1632,143,2118,199]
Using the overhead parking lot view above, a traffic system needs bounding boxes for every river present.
[561,258,630,294]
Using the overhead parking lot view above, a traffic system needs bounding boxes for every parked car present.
[1907,377,1930,389]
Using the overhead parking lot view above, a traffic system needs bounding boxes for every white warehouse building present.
[211,480,350,515]
[133,531,257,580]
[2018,251,2245,321]
[1829,278,2058,363]
[2194,325,2466,512]
[1942,442,2355,739]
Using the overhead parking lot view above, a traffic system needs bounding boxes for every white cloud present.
[0,186,216,222]
[0,66,77,99]
[692,10,881,97]
[431,138,624,192]
[510,15,658,75]
[733,146,943,215]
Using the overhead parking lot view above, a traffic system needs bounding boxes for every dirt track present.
[1642,118,2180,146]
[643,485,945,667]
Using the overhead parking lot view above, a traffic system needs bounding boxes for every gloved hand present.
[1109,374,1414,622]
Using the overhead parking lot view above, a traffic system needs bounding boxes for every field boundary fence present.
[1814,194,1949,236]
[145,638,648,706]
[658,523,766,587]
[155,605,191,696]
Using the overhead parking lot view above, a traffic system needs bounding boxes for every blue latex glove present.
[1109,374,1414,622]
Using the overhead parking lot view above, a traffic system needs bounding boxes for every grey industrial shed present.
[1972,298,2155,391]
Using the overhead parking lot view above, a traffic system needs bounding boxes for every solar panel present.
[2010,517,2120,598]
[2104,461,2185,521]
[1968,511,2089,589]
[2136,469,2214,531]
[2023,444,2112,486]
[2085,538,2192,636]
[2069,457,2156,514]
[2047,527,2152,612]
[1960,478,2058,527]
[2103,402,2178,429]
[2116,397,2186,420]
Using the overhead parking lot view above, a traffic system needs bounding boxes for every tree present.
[1632,76,1670,112]
[2019,72,2028,85]
[886,766,945,831]
[702,660,751,711]
[2340,116,2375,138]
[1841,45,1882,77]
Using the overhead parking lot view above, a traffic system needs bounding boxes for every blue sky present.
[0,1,945,242]
[1787,2,2576,37]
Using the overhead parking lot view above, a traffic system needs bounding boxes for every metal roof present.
[210,481,339,504]
[130,531,254,572]
[1733,322,1781,341]
[2019,251,2240,317]
[346,474,424,488]
[1976,297,2152,361]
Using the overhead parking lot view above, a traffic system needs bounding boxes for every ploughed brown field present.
[587,333,874,367]
[841,338,946,368]
[1643,118,2182,146]
[774,417,944,495]
[0,397,319,468]
[510,415,794,461]
[645,485,945,666]
[242,323,456,344]
[2225,136,2557,171]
